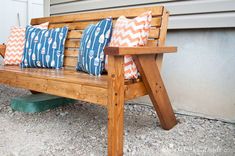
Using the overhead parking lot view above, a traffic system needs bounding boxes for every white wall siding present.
[0,0,44,43]
[49,0,235,29]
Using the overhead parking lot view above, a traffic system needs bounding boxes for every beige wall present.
[130,29,235,123]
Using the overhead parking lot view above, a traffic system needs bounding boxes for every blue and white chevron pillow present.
[21,26,68,69]
[76,18,112,76]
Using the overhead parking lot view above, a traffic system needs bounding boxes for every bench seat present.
[0,65,147,106]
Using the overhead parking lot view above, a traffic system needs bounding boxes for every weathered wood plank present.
[66,27,159,39]
[63,56,77,67]
[64,39,157,49]
[64,49,79,57]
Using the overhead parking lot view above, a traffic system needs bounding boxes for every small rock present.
[91,136,96,140]
[60,112,69,117]
[140,135,146,140]
[199,139,205,143]
[169,143,174,148]
[227,124,234,130]
[148,111,152,116]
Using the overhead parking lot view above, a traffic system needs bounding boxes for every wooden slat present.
[0,66,108,88]
[31,6,163,24]
[63,41,159,64]
[48,17,162,30]
[104,46,177,55]
[156,8,169,69]
[64,56,77,67]
[64,49,78,57]
[65,40,80,48]
[147,40,157,47]
[0,67,108,106]
[124,81,147,101]
[66,27,159,39]
[64,39,157,50]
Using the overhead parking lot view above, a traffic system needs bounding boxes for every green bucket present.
[11,93,76,113]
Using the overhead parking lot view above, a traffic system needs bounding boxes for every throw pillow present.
[20,26,68,69]
[4,22,49,65]
[76,18,112,76]
[105,11,152,79]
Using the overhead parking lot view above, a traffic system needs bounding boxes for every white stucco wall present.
[132,29,235,123]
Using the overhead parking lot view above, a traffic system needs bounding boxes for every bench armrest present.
[104,46,177,56]
[0,44,6,58]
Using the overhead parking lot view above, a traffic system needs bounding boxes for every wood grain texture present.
[0,68,108,106]
[31,6,163,24]
[0,6,177,156]
[104,46,177,55]
[107,55,125,156]
[156,8,169,69]
[31,7,164,69]
[124,81,147,101]
[49,17,162,30]
[133,54,177,130]
[0,66,108,88]
[0,44,6,58]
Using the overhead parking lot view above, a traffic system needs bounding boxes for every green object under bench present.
[11,93,76,113]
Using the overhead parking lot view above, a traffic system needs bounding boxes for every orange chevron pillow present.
[105,11,152,79]
[4,22,49,65]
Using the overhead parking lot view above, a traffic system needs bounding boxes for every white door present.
[0,0,44,43]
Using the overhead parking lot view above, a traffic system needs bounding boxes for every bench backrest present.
[31,6,168,69]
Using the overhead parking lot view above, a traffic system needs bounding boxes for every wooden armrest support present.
[0,44,6,58]
[104,46,177,56]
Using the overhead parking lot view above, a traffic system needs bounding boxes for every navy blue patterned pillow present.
[21,26,68,69]
[77,18,112,76]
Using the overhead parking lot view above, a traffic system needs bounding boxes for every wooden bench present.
[0,6,177,155]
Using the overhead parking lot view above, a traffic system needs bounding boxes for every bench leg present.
[107,55,124,156]
[134,55,177,130]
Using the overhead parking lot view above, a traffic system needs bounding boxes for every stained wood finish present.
[0,6,177,156]
[49,17,162,30]
[156,8,169,69]
[133,55,177,130]
[0,66,108,88]
[31,6,163,24]
[0,44,6,58]
[0,67,108,106]
[107,55,125,156]
[104,46,177,55]
[66,27,160,39]
[124,81,147,100]
[30,6,164,69]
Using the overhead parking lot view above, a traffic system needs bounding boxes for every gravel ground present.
[0,84,234,156]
